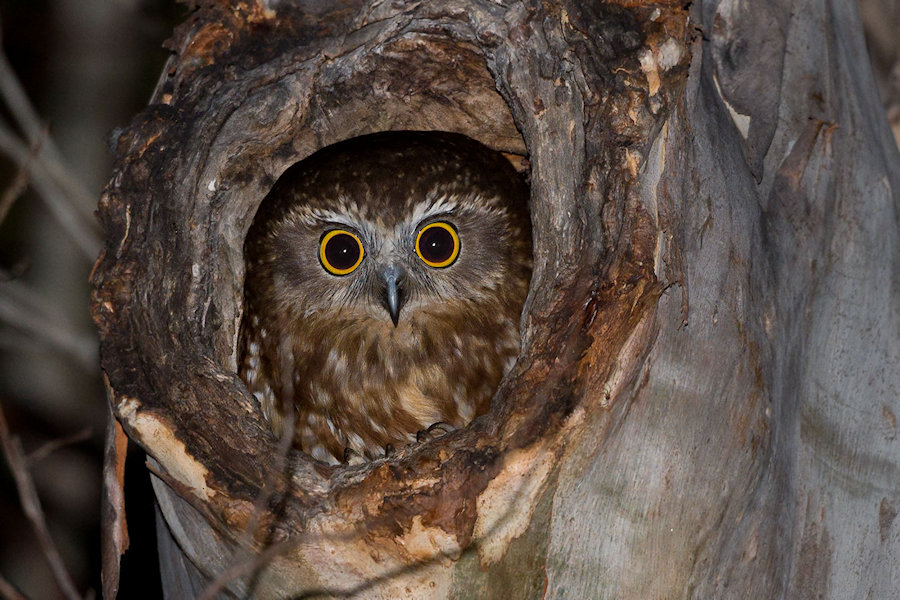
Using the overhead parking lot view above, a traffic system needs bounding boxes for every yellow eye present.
[415,222,459,268]
[319,229,364,275]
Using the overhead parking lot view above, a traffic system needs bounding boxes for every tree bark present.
[91,0,900,598]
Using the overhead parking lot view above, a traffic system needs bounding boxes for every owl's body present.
[239,131,531,464]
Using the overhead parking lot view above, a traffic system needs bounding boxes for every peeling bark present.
[91,0,899,598]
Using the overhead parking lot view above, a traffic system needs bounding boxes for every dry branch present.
[0,403,83,600]
[0,273,98,370]
[0,49,97,223]
[0,127,42,226]
[0,573,28,600]
[0,47,101,261]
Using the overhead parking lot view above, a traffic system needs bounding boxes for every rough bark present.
[91,0,899,598]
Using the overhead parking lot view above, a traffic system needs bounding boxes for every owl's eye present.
[415,222,460,268]
[319,229,364,275]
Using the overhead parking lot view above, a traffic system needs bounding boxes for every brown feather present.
[239,131,531,463]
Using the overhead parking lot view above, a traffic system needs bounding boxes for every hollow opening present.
[238,130,533,466]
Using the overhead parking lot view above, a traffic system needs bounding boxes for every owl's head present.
[244,131,531,332]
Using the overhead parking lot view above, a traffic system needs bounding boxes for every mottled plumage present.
[239,131,531,463]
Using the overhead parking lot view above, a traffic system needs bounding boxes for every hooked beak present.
[379,264,406,327]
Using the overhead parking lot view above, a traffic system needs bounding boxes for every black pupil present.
[324,233,360,271]
[420,226,455,263]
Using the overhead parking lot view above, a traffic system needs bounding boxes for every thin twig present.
[0,268,74,321]
[0,51,63,164]
[144,460,232,540]
[0,127,43,227]
[195,536,303,600]
[0,401,82,600]
[25,427,92,467]
[0,273,98,371]
[197,413,299,600]
[0,50,96,223]
[0,331,47,355]
[0,572,29,600]
[0,123,99,261]
[241,411,297,545]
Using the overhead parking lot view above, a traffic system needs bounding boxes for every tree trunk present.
[90,0,900,598]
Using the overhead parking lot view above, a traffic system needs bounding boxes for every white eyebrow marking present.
[284,199,369,231]
[409,191,461,224]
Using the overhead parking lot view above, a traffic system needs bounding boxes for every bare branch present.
[0,50,96,222]
[0,330,61,357]
[144,461,230,540]
[198,412,298,600]
[100,410,128,600]
[0,127,43,227]
[25,427,92,467]
[0,123,99,261]
[195,537,302,600]
[0,272,97,371]
[0,572,29,600]
[0,401,82,600]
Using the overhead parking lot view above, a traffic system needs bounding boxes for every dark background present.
[0,1,182,597]
[0,1,895,598]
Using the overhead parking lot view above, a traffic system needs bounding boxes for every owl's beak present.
[379,264,406,327]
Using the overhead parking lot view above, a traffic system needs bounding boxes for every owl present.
[239,131,532,464]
